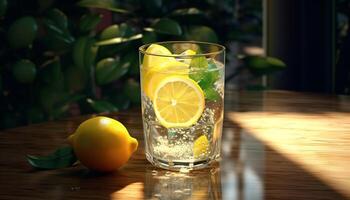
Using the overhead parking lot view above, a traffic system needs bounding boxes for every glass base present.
[146,152,219,171]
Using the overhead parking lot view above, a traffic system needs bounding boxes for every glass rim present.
[139,41,225,58]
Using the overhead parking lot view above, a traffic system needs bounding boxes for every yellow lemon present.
[153,76,205,128]
[68,116,138,172]
[193,135,209,159]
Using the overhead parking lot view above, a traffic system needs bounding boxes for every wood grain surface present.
[0,90,349,200]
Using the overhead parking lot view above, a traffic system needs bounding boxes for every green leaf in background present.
[79,13,102,33]
[96,58,130,85]
[43,14,74,52]
[185,26,218,43]
[123,79,140,104]
[26,146,77,169]
[244,56,286,76]
[72,37,97,70]
[7,16,38,49]
[72,37,88,69]
[142,31,157,44]
[95,34,142,46]
[84,38,98,69]
[100,24,120,40]
[77,0,129,13]
[0,0,7,17]
[152,18,182,36]
[86,98,118,113]
[46,9,68,30]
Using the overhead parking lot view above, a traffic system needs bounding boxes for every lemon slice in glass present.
[193,135,209,159]
[142,44,173,68]
[153,76,205,128]
[142,44,190,100]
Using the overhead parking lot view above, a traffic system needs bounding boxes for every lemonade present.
[139,42,225,170]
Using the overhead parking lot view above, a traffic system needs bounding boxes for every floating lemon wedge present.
[193,135,209,159]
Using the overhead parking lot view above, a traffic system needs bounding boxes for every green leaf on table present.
[100,24,120,40]
[79,13,102,33]
[185,26,218,43]
[96,58,130,85]
[152,18,182,36]
[244,56,286,76]
[95,34,142,46]
[86,98,118,113]
[26,146,77,169]
[77,0,129,13]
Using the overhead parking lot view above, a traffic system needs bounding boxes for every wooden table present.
[0,90,350,200]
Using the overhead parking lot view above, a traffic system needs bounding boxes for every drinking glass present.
[139,41,225,170]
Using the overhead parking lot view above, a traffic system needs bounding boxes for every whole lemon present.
[68,116,138,172]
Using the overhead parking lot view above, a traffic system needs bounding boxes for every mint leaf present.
[26,146,77,169]
[189,56,208,82]
[189,57,221,101]
[203,87,221,101]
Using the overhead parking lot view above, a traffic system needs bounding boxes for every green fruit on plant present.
[12,59,36,83]
[7,16,38,49]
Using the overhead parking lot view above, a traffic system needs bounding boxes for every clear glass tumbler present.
[139,41,225,170]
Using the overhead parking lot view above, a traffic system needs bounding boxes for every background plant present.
[0,0,285,129]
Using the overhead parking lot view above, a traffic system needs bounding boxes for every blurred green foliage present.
[0,0,285,129]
